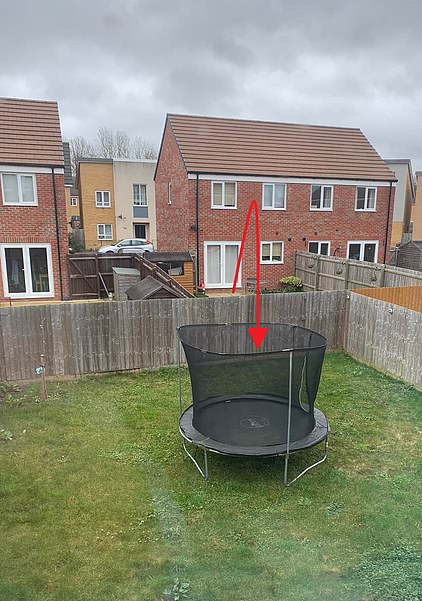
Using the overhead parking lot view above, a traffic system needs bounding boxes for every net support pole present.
[283,350,293,485]
[177,338,182,417]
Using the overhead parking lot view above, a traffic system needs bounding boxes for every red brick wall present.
[155,127,395,290]
[0,171,69,301]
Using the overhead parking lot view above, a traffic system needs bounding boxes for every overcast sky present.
[1,0,421,169]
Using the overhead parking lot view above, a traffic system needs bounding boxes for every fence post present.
[315,256,321,291]
[343,260,350,290]
[379,264,386,288]
[95,254,100,299]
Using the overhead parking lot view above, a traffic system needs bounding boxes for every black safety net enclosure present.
[177,323,329,485]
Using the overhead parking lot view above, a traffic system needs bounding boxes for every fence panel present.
[355,286,422,312]
[296,251,422,291]
[345,292,422,388]
[0,291,346,381]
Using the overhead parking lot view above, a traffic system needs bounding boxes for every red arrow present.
[232,200,268,348]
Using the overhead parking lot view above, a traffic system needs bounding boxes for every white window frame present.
[133,184,147,206]
[204,241,241,288]
[168,182,172,205]
[0,243,54,298]
[95,190,111,208]
[308,241,331,256]
[355,187,377,211]
[260,241,284,264]
[262,183,286,210]
[1,173,38,206]
[211,181,237,209]
[70,197,78,207]
[347,240,379,263]
[97,224,113,240]
[310,185,333,211]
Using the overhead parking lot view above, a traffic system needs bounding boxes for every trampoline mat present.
[180,398,329,457]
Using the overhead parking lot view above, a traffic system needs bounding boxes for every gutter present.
[383,181,393,264]
[51,168,64,300]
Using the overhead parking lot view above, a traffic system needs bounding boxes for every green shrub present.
[280,276,303,293]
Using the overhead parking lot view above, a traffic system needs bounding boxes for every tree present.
[132,136,158,160]
[68,136,95,174]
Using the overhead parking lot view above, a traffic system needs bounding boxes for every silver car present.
[97,238,154,255]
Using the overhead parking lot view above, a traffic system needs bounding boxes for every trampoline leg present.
[283,437,329,487]
[182,438,209,480]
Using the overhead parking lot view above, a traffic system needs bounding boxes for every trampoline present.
[177,323,329,485]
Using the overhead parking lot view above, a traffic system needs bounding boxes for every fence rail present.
[295,251,422,292]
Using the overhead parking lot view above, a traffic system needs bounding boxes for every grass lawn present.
[0,353,421,601]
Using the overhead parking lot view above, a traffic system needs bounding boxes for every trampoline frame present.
[177,330,329,486]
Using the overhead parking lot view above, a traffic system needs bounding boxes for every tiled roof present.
[168,114,396,181]
[63,142,73,185]
[0,97,64,166]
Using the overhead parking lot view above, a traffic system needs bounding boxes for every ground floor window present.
[134,223,147,239]
[97,224,112,240]
[204,242,240,288]
[0,244,54,297]
[347,240,378,262]
[308,241,330,255]
[260,241,283,263]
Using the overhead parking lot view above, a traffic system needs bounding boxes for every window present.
[70,197,78,207]
[134,223,147,238]
[133,184,147,206]
[260,241,284,263]
[356,187,376,211]
[168,182,172,205]
[0,244,53,297]
[97,224,112,240]
[308,241,330,255]
[347,240,378,262]
[262,183,286,210]
[1,173,37,205]
[204,242,240,287]
[95,191,110,208]
[310,185,333,210]
[211,181,237,208]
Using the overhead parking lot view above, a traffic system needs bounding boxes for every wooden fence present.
[0,291,346,382]
[345,292,422,389]
[355,286,422,312]
[68,254,133,299]
[295,251,422,292]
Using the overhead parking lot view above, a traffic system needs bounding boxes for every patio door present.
[204,242,240,288]
[1,244,54,297]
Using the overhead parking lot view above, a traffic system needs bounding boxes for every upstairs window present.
[356,187,376,211]
[262,183,286,210]
[133,184,147,206]
[308,241,330,255]
[311,185,333,210]
[1,173,37,205]
[70,197,78,207]
[211,181,237,208]
[95,191,110,208]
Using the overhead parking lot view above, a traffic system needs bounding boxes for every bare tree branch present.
[132,136,158,160]
[68,136,95,174]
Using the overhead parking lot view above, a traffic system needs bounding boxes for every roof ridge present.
[168,112,362,132]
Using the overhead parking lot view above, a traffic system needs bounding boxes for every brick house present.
[155,114,397,292]
[0,97,69,301]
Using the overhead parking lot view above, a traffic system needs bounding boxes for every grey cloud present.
[0,0,421,167]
